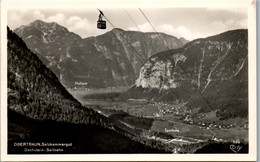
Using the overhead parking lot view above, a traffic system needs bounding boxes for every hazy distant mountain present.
[179,37,189,45]
[121,29,248,119]
[7,27,166,153]
[14,20,188,88]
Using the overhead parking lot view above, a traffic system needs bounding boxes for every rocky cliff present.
[121,29,248,118]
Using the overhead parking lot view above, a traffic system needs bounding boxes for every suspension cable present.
[124,9,160,54]
[97,8,146,64]
[124,8,185,102]
[139,8,214,111]
[124,9,141,31]
[138,7,195,104]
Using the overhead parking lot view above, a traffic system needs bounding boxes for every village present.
[148,101,248,130]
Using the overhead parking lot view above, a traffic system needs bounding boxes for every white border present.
[0,0,257,161]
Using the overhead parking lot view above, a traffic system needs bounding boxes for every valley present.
[70,89,248,153]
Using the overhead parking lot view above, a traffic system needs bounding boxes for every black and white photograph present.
[0,0,257,161]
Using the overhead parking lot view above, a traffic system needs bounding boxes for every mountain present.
[121,29,248,119]
[179,37,189,45]
[7,27,167,153]
[14,20,188,88]
[14,20,81,75]
[8,26,101,125]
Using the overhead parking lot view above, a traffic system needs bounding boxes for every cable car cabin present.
[97,10,106,29]
[97,20,106,29]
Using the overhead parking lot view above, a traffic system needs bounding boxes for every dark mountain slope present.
[7,27,167,153]
[8,110,166,153]
[120,29,248,119]
[8,26,102,125]
[15,20,188,88]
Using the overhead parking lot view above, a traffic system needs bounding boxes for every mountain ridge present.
[14,20,188,88]
[120,29,248,119]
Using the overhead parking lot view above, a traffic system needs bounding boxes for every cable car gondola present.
[97,10,106,29]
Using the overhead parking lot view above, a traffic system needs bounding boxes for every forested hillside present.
[7,27,166,153]
[8,26,107,126]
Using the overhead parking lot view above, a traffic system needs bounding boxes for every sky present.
[8,8,247,41]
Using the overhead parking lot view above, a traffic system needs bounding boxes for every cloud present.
[45,13,66,24]
[8,12,23,28]
[42,13,93,38]
[210,18,247,33]
[8,10,101,38]
[159,24,204,40]
[32,10,45,20]
[68,17,88,31]
[128,23,152,32]
[128,23,203,40]
[237,18,248,28]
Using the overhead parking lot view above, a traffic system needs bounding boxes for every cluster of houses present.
[151,103,248,130]
[183,116,248,129]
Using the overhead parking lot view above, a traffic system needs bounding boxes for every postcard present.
[0,0,257,161]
